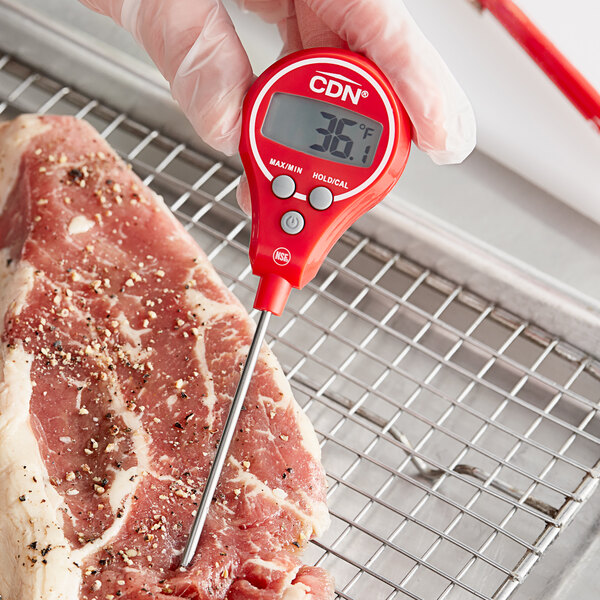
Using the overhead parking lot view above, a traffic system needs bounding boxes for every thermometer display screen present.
[262,93,383,167]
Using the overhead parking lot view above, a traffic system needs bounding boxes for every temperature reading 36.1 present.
[310,112,379,165]
[262,92,383,168]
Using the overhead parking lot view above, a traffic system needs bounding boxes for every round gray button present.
[309,186,333,210]
[271,175,296,199]
[281,210,304,235]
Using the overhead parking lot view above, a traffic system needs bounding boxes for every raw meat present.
[0,115,333,600]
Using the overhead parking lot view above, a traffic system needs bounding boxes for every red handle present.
[479,0,600,131]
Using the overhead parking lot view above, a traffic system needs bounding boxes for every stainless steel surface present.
[181,310,271,568]
[1,52,600,600]
[356,202,600,357]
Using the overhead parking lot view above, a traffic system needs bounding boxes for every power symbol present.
[281,211,304,235]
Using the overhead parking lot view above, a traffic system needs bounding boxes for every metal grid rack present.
[1,53,600,600]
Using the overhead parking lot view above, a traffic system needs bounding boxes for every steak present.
[0,115,333,600]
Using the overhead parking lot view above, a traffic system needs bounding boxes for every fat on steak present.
[0,115,333,600]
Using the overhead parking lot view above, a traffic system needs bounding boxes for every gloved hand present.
[79,0,476,213]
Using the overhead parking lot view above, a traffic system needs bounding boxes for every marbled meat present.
[0,115,333,600]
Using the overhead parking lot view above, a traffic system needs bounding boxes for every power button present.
[281,210,304,235]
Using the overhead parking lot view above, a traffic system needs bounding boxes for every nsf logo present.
[273,247,291,266]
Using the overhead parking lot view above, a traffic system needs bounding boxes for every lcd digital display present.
[262,93,383,168]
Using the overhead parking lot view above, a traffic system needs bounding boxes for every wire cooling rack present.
[1,53,600,600]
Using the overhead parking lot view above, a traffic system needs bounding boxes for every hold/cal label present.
[273,247,292,266]
[312,171,349,189]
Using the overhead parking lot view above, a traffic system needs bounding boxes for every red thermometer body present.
[240,47,412,315]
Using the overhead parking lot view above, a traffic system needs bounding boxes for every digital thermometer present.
[181,48,412,567]
[241,47,412,315]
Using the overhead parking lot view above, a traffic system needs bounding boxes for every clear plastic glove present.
[79,0,476,214]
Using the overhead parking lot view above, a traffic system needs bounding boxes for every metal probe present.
[180,310,271,568]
